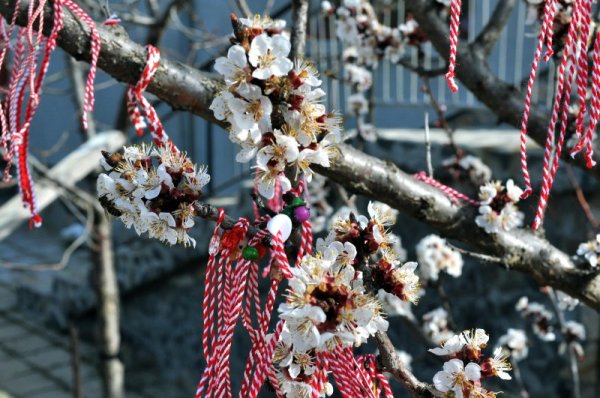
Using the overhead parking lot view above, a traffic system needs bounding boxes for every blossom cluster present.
[275,201,420,395]
[430,329,512,397]
[422,307,455,345]
[273,328,333,398]
[96,144,209,247]
[515,296,556,341]
[560,320,586,360]
[442,154,492,187]
[576,233,600,267]
[210,15,341,199]
[416,234,463,282]
[322,0,453,141]
[496,328,529,362]
[475,179,524,234]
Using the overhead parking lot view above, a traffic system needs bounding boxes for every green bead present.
[242,246,259,261]
[281,207,294,218]
[290,197,305,207]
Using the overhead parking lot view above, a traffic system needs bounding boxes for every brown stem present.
[375,332,437,398]
[565,164,599,230]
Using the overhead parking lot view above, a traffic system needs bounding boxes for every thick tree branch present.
[315,145,600,310]
[0,0,223,124]
[473,0,517,56]
[405,0,600,180]
[2,0,600,313]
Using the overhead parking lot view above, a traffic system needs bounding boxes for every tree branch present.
[375,332,437,398]
[472,0,517,56]
[405,0,600,180]
[315,145,600,311]
[290,0,309,59]
[3,0,600,313]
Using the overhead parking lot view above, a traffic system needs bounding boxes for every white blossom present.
[145,212,178,245]
[248,33,293,79]
[416,234,463,281]
[576,234,600,267]
[433,359,481,397]
[214,45,249,87]
[497,328,529,362]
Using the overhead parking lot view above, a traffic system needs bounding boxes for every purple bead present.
[293,205,311,223]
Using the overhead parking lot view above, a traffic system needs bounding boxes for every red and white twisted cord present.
[533,0,582,230]
[413,171,479,206]
[126,45,179,150]
[519,0,559,199]
[445,0,462,93]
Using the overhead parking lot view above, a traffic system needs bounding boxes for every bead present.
[242,246,259,261]
[293,205,310,223]
[267,214,293,241]
[290,197,305,207]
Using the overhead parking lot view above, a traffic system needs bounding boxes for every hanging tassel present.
[126,45,179,150]
[445,0,462,93]
[520,0,559,199]
[533,0,583,230]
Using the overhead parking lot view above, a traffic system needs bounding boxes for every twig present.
[69,325,83,398]
[432,275,459,332]
[421,75,462,158]
[446,242,504,264]
[374,332,437,398]
[67,55,96,138]
[0,203,93,271]
[511,359,530,398]
[263,0,275,15]
[424,112,433,178]
[473,0,517,56]
[193,201,259,237]
[547,287,581,398]
[565,164,599,230]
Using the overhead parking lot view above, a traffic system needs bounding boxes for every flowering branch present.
[4,0,600,312]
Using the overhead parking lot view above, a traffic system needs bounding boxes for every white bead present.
[267,214,293,241]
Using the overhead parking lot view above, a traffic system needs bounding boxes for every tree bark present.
[93,210,125,398]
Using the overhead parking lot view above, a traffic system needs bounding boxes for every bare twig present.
[432,276,459,332]
[67,55,96,138]
[446,242,504,264]
[235,0,252,17]
[375,332,438,398]
[290,0,309,59]
[548,287,581,398]
[565,164,599,230]
[424,112,433,177]
[473,0,517,56]
[0,203,93,271]
[511,359,530,398]
[69,325,84,398]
